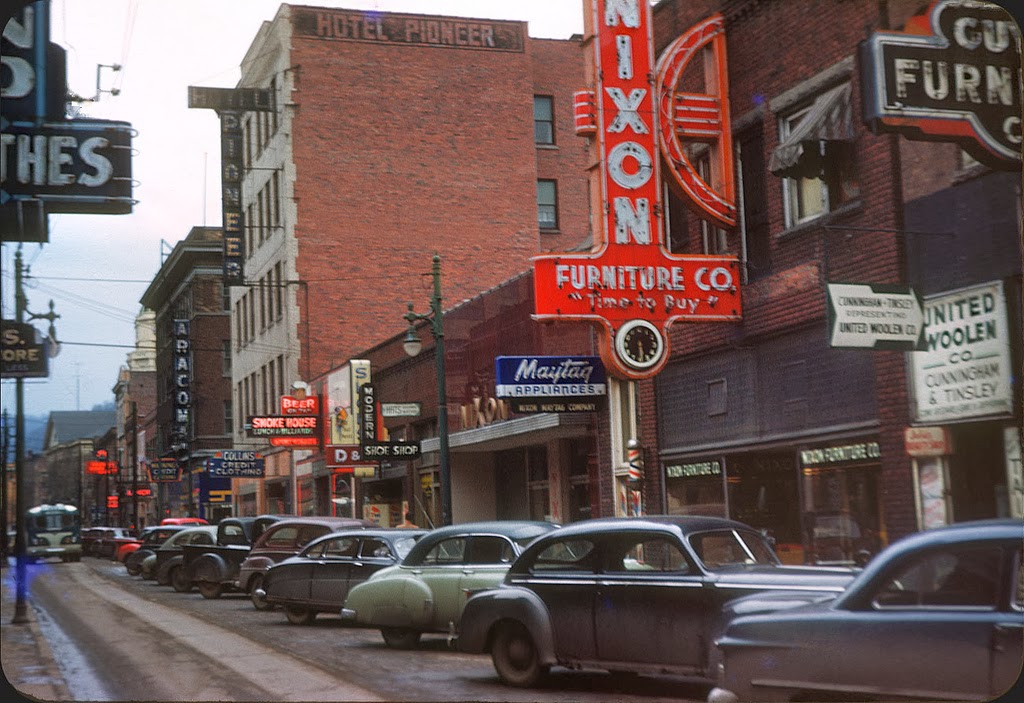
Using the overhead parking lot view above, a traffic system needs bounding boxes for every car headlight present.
[61,536,76,545]
[32,537,48,546]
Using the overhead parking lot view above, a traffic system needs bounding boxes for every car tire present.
[492,621,546,688]
[249,575,274,611]
[126,561,141,576]
[171,566,193,593]
[198,581,224,599]
[381,627,421,650]
[284,605,316,626]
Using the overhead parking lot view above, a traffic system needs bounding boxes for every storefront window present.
[568,441,595,522]
[800,440,883,565]
[665,459,726,517]
[528,446,550,521]
[727,452,801,551]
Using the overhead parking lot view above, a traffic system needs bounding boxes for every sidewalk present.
[0,560,72,702]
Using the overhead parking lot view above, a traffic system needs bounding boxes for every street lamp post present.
[402,253,452,526]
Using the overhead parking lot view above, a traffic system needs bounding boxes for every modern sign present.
[206,450,266,478]
[534,2,741,380]
[911,280,1012,423]
[860,0,1021,168]
[826,283,925,350]
[357,382,421,459]
[1,320,48,378]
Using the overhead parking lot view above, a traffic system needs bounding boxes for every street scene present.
[2,0,1023,701]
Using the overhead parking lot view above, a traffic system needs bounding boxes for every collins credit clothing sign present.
[911,280,1013,423]
[207,451,265,478]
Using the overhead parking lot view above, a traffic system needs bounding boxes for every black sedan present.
[258,528,427,625]
[707,518,1024,703]
[458,515,858,687]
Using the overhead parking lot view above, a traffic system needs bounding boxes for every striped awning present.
[769,82,853,178]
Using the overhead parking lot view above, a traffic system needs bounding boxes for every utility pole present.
[13,249,29,622]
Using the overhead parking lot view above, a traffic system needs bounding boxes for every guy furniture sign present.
[826,283,925,350]
[860,0,1021,168]
[911,280,1012,422]
[534,2,741,380]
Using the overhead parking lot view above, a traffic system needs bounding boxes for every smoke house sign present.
[533,1,741,380]
[860,0,1021,168]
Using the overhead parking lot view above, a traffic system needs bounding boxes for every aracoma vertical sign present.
[533,2,741,380]
[860,0,1021,168]
[173,319,191,441]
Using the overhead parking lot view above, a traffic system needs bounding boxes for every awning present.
[769,82,852,178]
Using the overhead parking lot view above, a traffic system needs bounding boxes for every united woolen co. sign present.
[860,0,1021,168]
[533,1,741,380]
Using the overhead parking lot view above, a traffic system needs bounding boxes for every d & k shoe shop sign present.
[910,280,1012,423]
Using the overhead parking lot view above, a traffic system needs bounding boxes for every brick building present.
[226,4,589,515]
[625,0,1021,562]
[140,226,234,522]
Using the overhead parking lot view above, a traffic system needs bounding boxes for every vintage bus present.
[26,503,82,562]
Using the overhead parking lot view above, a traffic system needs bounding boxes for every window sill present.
[536,144,558,150]
[775,199,863,241]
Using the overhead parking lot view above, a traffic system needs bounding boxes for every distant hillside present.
[2,414,47,461]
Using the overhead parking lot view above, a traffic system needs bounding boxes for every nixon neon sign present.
[534,2,740,380]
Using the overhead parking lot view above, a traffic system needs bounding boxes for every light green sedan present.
[341,520,558,649]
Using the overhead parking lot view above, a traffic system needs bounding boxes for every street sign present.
[325,444,378,470]
[827,283,924,350]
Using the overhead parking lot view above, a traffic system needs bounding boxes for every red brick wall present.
[289,11,587,381]
[642,0,917,538]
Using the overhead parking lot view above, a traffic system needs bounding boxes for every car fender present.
[190,552,229,583]
[157,555,183,585]
[459,587,555,666]
[344,572,433,628]
[238,556,275,590]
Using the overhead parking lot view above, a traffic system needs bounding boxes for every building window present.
[223,400,233,435]
[271,170,281,227]
[220,281,230,311]
[707,378,726,416]
[697,155,728,254]
[527,446,550,521]
[534,95,554,145]
[771,82,858,228]
[222,340,232,376]
[537,179,558,231]
[736,124,771,282]
[274,262,284,320]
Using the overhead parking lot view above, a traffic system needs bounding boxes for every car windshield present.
[393,537,420,560]
[687,529,780,570]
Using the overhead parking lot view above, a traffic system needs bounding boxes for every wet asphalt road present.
[27,556,711,702]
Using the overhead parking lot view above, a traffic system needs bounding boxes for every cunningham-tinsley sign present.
[911,280,1012,422]
[860,0,1021,168]
[532,2,741,380]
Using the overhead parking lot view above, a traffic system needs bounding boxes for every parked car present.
[236,516,373,610]
[457,515,859,687]
[124,526,190,575]
[151,525,219,590]
[160,517,209,526]
[93,527,137,560]
[341,520,559,649]
[181,515,283,599]
[257,528,427,625]
[707,518,1024,703]
[81,527,120,557]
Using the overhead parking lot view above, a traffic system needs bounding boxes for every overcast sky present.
[1,0,584,424]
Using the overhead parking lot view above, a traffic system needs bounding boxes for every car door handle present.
[994,622,1024,633]
[352,561,363,567]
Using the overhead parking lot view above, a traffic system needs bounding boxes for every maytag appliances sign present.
[911,280,1013,423]
[495,355,607,413]
[860,0,1021,168]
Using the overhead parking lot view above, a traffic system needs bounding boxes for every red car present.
[160,517,209,526]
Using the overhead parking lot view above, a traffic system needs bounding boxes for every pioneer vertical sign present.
[188,86,276,286]
[860,0,1021,168]
[533,2,741,380]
